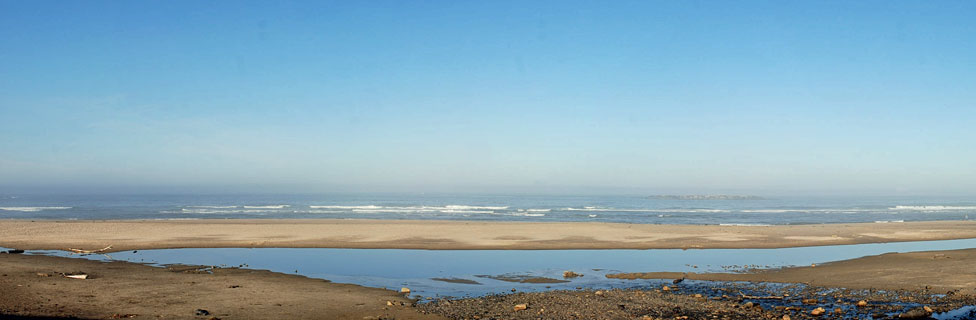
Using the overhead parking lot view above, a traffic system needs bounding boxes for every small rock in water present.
[562,271,582,278]
[811,307,825,316]
[513,303,528,311]
[923,306,934,313]
[673,277,685,284]
[856,300,868,307]
[898,307,932,318]
[834,307,843,314]
[661,286,670,291]
[400,287,411,294]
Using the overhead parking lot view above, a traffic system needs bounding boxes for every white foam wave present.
[874,220,905,223]
[510,212,545,217]
[719,223,772,227]
[0,206,72,212]
[310,205,383,209]
[187,205,238,209]
[891,205,976,211]
[243,205,290,209]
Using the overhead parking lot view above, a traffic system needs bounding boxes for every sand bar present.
[3,219,976,251]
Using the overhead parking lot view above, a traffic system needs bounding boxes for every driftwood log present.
[66,245,113,254]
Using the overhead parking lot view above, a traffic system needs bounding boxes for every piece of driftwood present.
[67,245,112,255]
[63,273,89,280]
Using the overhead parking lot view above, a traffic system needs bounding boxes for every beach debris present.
[562,270,582,278]
[400,287,411,294]
[857,300,868,307]
[110,314,137,319]
[811,307,826,316]
[67,245,112,255]
[194,309,210,316]
[36,272,51,277]
[64,273,88,280]
[4,249,25,254]
[513,303,528,311]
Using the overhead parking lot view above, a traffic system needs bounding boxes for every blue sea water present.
[1,193,974,225]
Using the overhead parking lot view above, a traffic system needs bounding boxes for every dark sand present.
[0,253,442,320]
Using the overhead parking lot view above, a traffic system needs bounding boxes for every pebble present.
[811,307,825,316]
[400,287,410,294]
[857,300,868,307]
[661,286,670,291]
[562,271,582,278]
[513,303,528,311]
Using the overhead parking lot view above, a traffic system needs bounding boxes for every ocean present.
[1,193,974,225]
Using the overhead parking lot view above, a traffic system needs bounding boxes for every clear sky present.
[1,1,974,195]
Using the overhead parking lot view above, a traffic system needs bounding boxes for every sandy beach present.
[4,247,976,319]
[3,219,976,251]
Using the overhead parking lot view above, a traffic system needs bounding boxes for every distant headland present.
[646,195,765,200]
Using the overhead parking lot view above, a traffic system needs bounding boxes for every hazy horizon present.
[2,1,975,196]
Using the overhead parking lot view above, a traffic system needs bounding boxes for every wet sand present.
[0,253,441,320]
[607,248,976,294]
[3,219,976,251]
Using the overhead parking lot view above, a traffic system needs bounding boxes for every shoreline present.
[3,219,976,251]
[5,248,976,319]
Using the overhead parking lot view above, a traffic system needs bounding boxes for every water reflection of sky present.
[19,237,976,298]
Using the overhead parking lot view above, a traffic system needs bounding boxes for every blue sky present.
[1,1,974,195]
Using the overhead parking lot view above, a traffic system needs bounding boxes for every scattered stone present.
[923,306,934,313]
[595,290,604,296]
[513,303,528,311]
[834,307,843,313]
[782,315,791,320]
[194,309,210,316]
[386,301,393,306]
[898,307,932,318]
[562,271,582,278]
[661,286,670,291]
[673,277,685,284]
[811,307,825,316]
[743,302,754,308]
[857,300,868,307]
[400,287,410,294]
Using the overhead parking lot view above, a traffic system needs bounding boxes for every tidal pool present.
[16,237,976,299]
